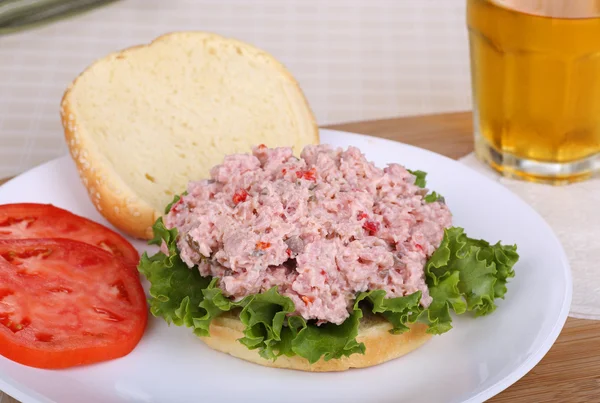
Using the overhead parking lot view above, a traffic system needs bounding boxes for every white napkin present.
[460,153,600,320]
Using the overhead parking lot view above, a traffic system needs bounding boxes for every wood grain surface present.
[1,111,599,403]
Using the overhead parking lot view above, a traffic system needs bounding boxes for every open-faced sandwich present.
[138,144,519,372]
[56,31,519,372]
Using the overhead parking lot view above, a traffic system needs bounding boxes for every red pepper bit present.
[415,244,424,252]
[301,295,315,305]
[304,168,317,181]
[258,144,267,149]
[286,248,292,257]
[232,189,248,205]
[295,168,317,182]
[282,168,287,175]
[363,220,380,235]
[256,241,271,250]
[357,211,368,220]
[170,198,184,213]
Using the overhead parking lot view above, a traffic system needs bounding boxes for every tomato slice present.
[0,203,139,267]
[0,238,148,369]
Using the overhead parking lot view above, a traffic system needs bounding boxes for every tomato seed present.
[82,331,107,338]
[111,280,131,303]
[93,307,124,322]
[0,289,13,300]
[1,248,52,263]
[0,316,30,333]
[98,241,124,257]
[47,286,72,294]
[0,216,35,228]
[17,269,39,277]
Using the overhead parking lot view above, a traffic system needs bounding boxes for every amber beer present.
[467,0,600,183]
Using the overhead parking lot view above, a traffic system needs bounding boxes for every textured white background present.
[0,0,472,177]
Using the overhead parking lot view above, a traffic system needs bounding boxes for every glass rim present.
[488,0,600,19]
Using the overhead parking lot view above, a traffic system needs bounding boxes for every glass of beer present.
[467,0,600,184]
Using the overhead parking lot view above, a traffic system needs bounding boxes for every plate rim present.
[0,129,573,403]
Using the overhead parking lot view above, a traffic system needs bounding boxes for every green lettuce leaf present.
[424,191,444,203]
[407,169,427,188]
[356,289,423,334]
[164,194,181,214]
[237,287,296,359]
[290,311,366,363]
[197,281,300,360]
[138,219,211,335]
[146,215,179,255]
[418,271,464,334]
[484,242,518,299]
[408,169,445,203]
[421,227,519,334]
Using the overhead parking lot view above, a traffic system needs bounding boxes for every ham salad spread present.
[164,144,452,325]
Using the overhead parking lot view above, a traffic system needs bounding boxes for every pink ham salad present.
[164,144,452,325]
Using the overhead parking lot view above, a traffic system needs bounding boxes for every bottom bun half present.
[199,312,431,372]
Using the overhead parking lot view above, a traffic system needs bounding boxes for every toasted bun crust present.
[60,31,319,239]
[199,313,431,372]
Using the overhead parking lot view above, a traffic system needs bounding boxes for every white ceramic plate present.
[0,130,571,403]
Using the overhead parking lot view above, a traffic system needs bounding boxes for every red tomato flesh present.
[0,203,139,267]
[0,238,148,369]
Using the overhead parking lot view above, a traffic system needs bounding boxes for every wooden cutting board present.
[1,111,599,403]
